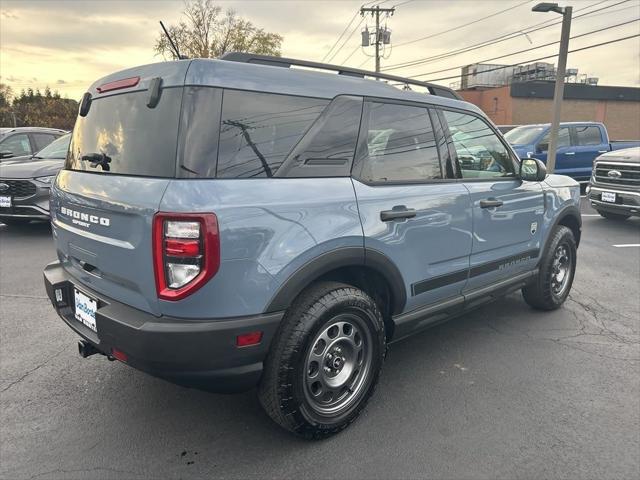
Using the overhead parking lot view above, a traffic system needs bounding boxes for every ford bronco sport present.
[43,53,581,438]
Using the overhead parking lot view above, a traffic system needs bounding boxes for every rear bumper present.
[43,261,283,393]
[588,186,640,216]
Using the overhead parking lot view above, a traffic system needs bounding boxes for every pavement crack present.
[0,293,48,300]
[1,346,69,393]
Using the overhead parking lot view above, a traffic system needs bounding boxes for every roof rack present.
[220,52,462,101]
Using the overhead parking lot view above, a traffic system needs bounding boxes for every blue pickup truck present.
[504,122,640,182]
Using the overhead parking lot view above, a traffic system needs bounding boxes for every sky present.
[1,0,639,100]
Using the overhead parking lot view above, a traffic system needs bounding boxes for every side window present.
[32,133,56,152]
[355,102,442,183]
[0,134,32,157]
[277,96,362,178]
[540,127,570,150]
[575,126,603,146]
[217,90,328,178]
[442,110,515,178]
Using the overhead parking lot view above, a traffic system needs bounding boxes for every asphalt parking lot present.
[1,198,638,480]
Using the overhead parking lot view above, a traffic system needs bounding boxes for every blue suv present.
[43,54,581,438]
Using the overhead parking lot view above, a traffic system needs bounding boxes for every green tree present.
[6,88,77,130]
[0,83,15,127]
[155,0,282,60]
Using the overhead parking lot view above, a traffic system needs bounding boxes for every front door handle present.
[479,199,504,209]
[380,206,417,222]
[565,152,575,155]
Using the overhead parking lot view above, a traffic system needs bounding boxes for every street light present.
[532,2,572,174]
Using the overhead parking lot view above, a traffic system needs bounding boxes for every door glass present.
[539,127,571,150]
[355,102,441,183]
[575,126,603,146]
[443,110,515,178]
[0,134,31,156]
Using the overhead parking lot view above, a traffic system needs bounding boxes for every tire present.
[258,281,386,439]
[0,218,31,226]
[597,210,630,221]
[523,225,577,310]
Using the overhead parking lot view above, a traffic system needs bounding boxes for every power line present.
[394,0,532,48]
[321,10,360,62]
[409,17,639,78]
[414,33,640,82]
[382,0,630,71]
[328,16,365,63]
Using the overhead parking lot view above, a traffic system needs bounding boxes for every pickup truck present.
[504,122,640,182]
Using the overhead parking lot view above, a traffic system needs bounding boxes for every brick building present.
[458,81,640,140]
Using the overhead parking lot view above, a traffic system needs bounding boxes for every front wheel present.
[258,282,386,439]
[597,210,630,221]
[523,225,577,310]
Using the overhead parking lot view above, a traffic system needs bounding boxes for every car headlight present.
[34,175,56,185]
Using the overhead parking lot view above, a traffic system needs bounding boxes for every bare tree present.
[155,0,282,59]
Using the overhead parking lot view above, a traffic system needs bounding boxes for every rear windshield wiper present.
[82,152,112,171]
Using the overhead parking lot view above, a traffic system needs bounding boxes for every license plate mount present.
[74,289,97,333]
[601,191,616,203]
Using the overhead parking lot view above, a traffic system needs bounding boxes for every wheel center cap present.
[332,357,344,370]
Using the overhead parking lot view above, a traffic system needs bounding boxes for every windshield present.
[504,126,546,145]
[35,133,71,159]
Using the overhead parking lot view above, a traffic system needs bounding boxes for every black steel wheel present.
[259,282,386,439]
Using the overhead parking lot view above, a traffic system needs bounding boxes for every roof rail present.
[220,52,463,101]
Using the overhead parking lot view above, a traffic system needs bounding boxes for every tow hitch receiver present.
[78,340,100,358]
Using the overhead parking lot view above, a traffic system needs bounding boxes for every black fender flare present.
[541,205,582,258]
[264,247,407,315]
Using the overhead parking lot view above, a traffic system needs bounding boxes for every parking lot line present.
[612,244,640,248]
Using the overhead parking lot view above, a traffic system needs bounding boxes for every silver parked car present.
[0,133,70,225]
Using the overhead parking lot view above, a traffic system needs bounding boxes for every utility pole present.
[532,3,573,173]
[360,5,395,73]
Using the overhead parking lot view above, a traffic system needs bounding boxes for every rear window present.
[66,88,182,177]
[216,91,328,178]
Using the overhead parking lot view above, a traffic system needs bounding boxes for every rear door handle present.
[479,199,504,209]
[565,152,575,155]
[380,206,417,222]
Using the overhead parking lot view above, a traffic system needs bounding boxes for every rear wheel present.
[597,210,630,221]
[258,281,386,439]
[523,225,576,310]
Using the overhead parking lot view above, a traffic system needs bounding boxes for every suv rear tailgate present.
[51,172,170,315]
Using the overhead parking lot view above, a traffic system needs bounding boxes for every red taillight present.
[153,213,220,301]
[236,331,263,347]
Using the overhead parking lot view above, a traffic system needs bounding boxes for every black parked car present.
[0,127,67,162]
[0,133,71,225]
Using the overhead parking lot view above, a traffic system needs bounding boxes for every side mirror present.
[0,151,14,159]
[536,142,548,153]
[520,158,547,182]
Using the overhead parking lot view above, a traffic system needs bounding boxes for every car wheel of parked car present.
[0,218,31,227]
[259,281,386,439]
[597,210,630,221]
[523,225,577,311]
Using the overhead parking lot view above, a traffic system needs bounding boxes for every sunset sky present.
[1,0,639,101]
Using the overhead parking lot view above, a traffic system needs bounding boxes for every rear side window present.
[67,88,182,177]
[354,101,441,183]
[216,91,328,178]
[575,126,603,146]
[277,96,362,178]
